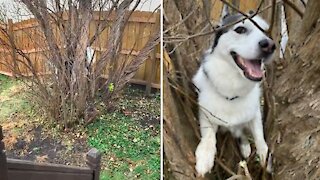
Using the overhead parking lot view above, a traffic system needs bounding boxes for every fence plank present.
[146,49,157,95]
[7,159,92,174]
[8,19,18,78]
[8,171,92,180]
[145,13,160,95]
[0,126,8,180]
[6,149,101,180]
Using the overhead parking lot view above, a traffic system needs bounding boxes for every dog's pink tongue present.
[244,60,263,78]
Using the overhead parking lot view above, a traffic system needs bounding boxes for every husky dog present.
[192,9,275,176]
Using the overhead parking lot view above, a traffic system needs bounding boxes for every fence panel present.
[211,0,258,21]
[0,11,160,88]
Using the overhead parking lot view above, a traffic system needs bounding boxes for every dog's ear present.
[220,4,230,24]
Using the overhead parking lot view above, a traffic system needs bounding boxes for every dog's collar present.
[202,67,240,101]
[225,96,239,101]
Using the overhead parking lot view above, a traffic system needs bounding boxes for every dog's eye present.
[234,26,247,34]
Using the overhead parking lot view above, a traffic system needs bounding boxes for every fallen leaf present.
[123,110,132,116]
[36,155,48,163]
[3,135,18,150]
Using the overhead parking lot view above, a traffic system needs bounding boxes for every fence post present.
[145,49,157,96]
[8,19,17,78]
[0,126,8,180]
[86,148,101,180]
[145,12,160,96]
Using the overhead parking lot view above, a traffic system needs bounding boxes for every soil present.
[2,119,90,166]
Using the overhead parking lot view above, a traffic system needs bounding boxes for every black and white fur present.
[193,9,275,176]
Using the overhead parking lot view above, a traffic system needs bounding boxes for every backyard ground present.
[0,74,160,180]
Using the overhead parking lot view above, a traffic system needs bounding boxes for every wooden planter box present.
[0,126,101,180]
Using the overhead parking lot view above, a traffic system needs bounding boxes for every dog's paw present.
[256,143,268,167]
[195,139,216,177]
[240,143,251,158]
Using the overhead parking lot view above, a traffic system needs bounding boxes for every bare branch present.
[283,0,303,18]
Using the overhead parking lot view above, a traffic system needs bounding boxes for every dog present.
[192,9,275,177]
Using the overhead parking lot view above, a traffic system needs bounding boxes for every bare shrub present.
[0,0,159,128]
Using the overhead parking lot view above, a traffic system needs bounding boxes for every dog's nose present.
[259,39,276,54]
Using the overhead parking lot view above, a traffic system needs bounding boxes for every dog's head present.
[212,11,275,82]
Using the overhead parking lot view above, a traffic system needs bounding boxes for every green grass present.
[87,113,160,180]
[0,75,31,121]
[0,74,16,93]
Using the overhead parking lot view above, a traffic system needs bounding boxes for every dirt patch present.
[3,122,90,166]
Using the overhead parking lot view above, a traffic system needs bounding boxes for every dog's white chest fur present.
[193,53,261,127]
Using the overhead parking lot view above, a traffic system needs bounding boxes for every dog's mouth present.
[230,51,263,81]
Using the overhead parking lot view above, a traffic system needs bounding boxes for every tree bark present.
[271,1,320,178]
[163,69,198,179]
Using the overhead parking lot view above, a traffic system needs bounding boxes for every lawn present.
[0,75,30,121]
[0,74,160,179]
[88,113,160,179]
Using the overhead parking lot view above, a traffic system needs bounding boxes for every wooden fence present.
[0,126,101,180]
[0,11,160,89]
[210,0,258,21]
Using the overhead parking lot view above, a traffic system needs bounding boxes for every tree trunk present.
[271,1,320,178]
